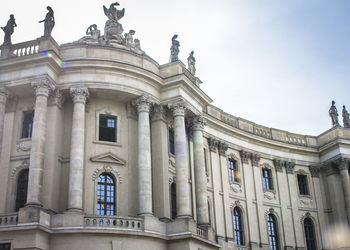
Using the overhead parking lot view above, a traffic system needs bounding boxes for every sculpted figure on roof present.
[329,100,339,127]
[1,14,17,46]
[342,105,350,128]
[103,2,125,44]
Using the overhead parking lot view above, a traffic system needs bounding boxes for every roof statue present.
[187,51,196,75]
[170,34,180,62]
[329,100,340,127]
[103,2,125,44]
[1,14,17,46]
[76,24,102,44]
[39,6,55,37]
[342,105,350,128]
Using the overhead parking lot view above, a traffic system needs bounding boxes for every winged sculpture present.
[103,2,125,21]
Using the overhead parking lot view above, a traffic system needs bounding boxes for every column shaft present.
[67,87,89,211]
[170,102,191,218]
[27,79,55,206]
[134,95,153,215]
[339,168,350,222]
[0,89,9,155]
[193,116,209,225]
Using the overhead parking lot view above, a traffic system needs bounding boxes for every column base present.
[25,202,43,208]
[137,212,153,217]
[197,222,210,228]
[176,214,192,219]
[66,207,84,213]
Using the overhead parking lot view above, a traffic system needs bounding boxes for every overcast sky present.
[1,0,349,136]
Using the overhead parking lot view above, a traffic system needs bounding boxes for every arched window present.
[16,169,29,211]
[304,218,317,250]
[267,213,280,250]
[233,207,244,245]
[171,182,177,219]
[97,173,115,215]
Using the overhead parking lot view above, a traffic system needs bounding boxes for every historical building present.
[0,3,350,250]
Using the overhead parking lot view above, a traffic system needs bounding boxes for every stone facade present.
[0,18,350,250]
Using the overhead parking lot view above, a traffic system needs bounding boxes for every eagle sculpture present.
[103,2,125,21]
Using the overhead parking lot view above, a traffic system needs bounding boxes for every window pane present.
[16,169,29,211]
[97,173,116,215]
[233,207,244,245]
[99,115,117,142]
[21,111,34,138]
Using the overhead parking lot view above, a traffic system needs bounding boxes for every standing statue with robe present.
[329,101,340,127]
[187,51,196,75]
[1,14,17,46]
[39,6,55,37]
[342,105,350,128]
[170,34,180,62]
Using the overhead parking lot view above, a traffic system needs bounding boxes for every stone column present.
[26,78,55,206]
[0,88,10,156]
[169,100,192,218]
[67,86,89,212]
[192,116,209,225]
[133,95,153,216]
[336,158,350,223]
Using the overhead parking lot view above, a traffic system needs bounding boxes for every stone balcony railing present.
[84,215,143,231]
[196,226,208,239]
[0,36,60,59]
[0,213,18,226]
[237,246,250,250]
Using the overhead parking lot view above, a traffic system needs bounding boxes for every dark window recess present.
[99,115,116,142]
[229,159,240,182]
[171,182,177,219]
[169,128,175,155]
[16,169,29,211]
[267,214,280,250]
[204,148,208,176]
[297,174,309,195]
[263,168,273,190]
[233,207,244,245]
[0,243,11,250]
[304,218,317,250]
[97,173,116,215]
[208,201,211,225]
[21,111,34,138]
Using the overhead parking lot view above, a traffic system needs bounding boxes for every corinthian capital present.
[192,115,206,131]
[335,157,350,171]
[208,137,219,153]
[168,100,187,117]
[70,86,89,104]
[152,104,167,122]
[0,87,11,104]
[31,77,56,97]
[132,94,154,113]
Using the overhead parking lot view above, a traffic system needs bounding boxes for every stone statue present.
[86,24,101,40]
[124,29,135,47]
[187,51,196,75]
[1,14,17,46]
[170,34,180,62]
[342,105,350,128]
[134,39,145,55]
[329,101,339,127]
[39,6,55,37]
[103,2,125,44]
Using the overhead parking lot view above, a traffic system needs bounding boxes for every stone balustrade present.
[0,213,18,226]
[84,215,143,230]
[11,40,40,57]
[196,226,208,239]
[237,247,249,250]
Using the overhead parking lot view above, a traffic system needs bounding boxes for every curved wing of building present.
[0,4,349,250]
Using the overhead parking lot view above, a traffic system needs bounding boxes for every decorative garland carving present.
[10,160,29,179]
[91,165,122,184]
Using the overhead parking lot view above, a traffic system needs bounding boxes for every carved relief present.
[16,141,31,152]
[263,189,276,200]
[299,197,313,206]
[91,165,122,184]
[10,160,29,179]
[230,183,242,193]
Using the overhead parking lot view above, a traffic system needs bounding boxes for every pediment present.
[90,152,126,166]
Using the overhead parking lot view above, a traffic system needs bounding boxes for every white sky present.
[1,0,349,136]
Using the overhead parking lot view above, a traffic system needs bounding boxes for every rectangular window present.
[297,174,309,195]
[99,115,117,142]
[21,110,34,139]
[229,159,239,182]
[0,243,11,250]
[262,168,273,190]
[169,128,175,155]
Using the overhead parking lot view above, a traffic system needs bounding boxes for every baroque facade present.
[0,4,350,250]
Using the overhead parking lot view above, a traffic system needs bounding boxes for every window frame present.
[267,213,280,250]
[262,168,274,190]
[297,174,309,196]
[304,217,317,250]
[15,169,29,211]
[170,182,177,220]
[20,110,34,139]
[96,173,116,216]
[98,114,117,143]
[228,158,240,183]
[94,109,121,146]
[233,207,245,245]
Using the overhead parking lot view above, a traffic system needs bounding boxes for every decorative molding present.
[151,104,167,122]
[91,165,122,183]
[240,150,251,164]
[273,159,284,172]
[167,99,187,117]
[230,183,242,193]
[90,152,126,166]
[48,89,65,108]
[16,141,31,152]
[299,197,313,206]
[192,116,206,131]
[31,77,56,97]
[251,153,261,167]
[218,141,228,156]
[132,94,154,113]
[70,86,89,104]
[208,137,219,153]
[10,159,29,179]
[263,189,276,200]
